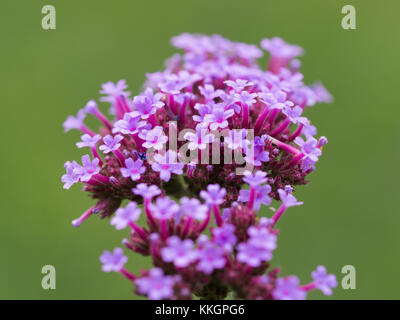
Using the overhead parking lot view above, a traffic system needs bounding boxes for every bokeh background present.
[1,0,399,299]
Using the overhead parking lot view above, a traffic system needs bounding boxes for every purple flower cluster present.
[62,33,336,300]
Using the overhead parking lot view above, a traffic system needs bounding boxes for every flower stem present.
[271,204,287,226]
[120,267,136,281]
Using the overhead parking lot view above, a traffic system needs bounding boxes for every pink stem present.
[213,204,223,227]
[300,283,316,292]
[93,174,110,184]
[247,187,256,210]
[115,97,125,120]
[128,221,147,239]
[120,267,136,281]
[168,94,177,114]
[144,199,157,229]
[148,114,157,126]
[113,149,125,166]
[254,106,270,134]
[287,153,304,167]
[91,147,103,166]
[72,208,93,227]
[118,95,131,113]
[179,100,188,126]
[270,118,290,136]
[268,108,280,127]
[199,209,211,232]
[288,124,304,141]
[182,217,193,237]
[271,204,287,226]
[80,125,96,137]
[160,219,168,241]
[241,103,249,128]
[268,136,301,155]
[94,110,113,131]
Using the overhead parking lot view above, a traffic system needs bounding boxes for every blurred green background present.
[1,0,399,299]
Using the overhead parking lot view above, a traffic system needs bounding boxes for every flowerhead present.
[200,184,226,206]
[135,268,178,300]
[273,276,306,300]
[161,236,198,268]
[100,248,128,272]
[311,265,337,296]
[111,202,141,230]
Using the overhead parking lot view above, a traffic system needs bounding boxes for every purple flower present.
[158,74,186,94]
[235,43,263,60]
[311,82,333,104]
[234,91,258,107]
[183,124,215,151]
[294,136,322,162]
[161,236,198,268]
[258,217,274,228]
[76,154,100,182]
[200,184,226,205]
[113,112,146,135]
[204,105,234,130]
[311,266,337,296]
[61,161,81,189]
[135,268,178,300]
[243,170,268,187]
[260,37,303,60]
[245,136,270,166]
[220,92,241,113]
[247,226,277,252]
[100,79,130,104]
[179,197,208,221]
[318,136,328,148]
[111,202,141,230]
[192,102,213,123]
[99,134,123,154]
[100,247,128,272]
[224,79,253,93]
[131,95,156,119]
[140,126,168,150]
[196,242,226,274]
[258,90,292,110]
[152,150,184,182]
[199,84,223,100]
[63,110,86,132]
[239,185,272,210]
[141,88,165,109]
[302,123,317,137]
[282,105,307,124]
[120,158,146,181]
[277,189,303,208]
[224,129,249,151]
[284,185,294,193]
[149,196,180,220]
[273,276,306,300]
[83,100,99,114]
[301,156,316,173]
[76,134,101,149]
[237,242,272,267]
[132,183,161,200]
[211,224,237,252]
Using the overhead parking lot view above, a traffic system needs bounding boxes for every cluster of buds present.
[62,33,336,299]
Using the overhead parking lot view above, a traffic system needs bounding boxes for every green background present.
[1,0,399,299]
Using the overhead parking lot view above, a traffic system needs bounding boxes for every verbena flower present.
[161,236,198,268]
[62,33,335,300]
[135,268,178,300]
[100,248,128,272]
[273,276,306,300]
[111,202,141,230]
[120,158,146,181]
